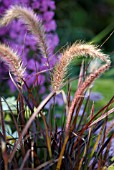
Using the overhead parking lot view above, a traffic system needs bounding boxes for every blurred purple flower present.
[0,27,8,36]
[78,105,85,116]
[73,105,86,117]
[49,1,56,10]
[27,59,39,71]
[43,11,54,21]
[85,91,103,102]
[25,74,36,87]
[0,6,5,14]
[45,20,57,32]
[37,75,45,85]
[40,0,48,11]
[31,1,40,9]
[90,92,103,101]
[45,93,64,109]
[24,35,37,50]
[8,80,16,92]
[0,0,59,92]
[54,113,62,119]
[47,33,59,52]
[3,0,11,7]
[57,127,62,133]
[39,86,46,94]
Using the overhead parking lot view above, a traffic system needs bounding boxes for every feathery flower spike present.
[0,5,49,60]
[65,63,110,132]
[0,44,25,82]
[52,42,110,91]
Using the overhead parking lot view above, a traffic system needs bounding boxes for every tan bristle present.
[52,42,110,91]
[0,5,49,59]
[65,63,110,132]
[0,44,25,82]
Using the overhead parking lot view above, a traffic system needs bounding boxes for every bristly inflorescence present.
[0,5,49,60]
[52,42,111,91]
[0,44,25,82]
[0,2,59,91]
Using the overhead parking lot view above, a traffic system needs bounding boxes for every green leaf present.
[91,23,114,43]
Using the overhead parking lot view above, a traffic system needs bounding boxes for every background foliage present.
[55,0,114,108]
[55,0,114,51]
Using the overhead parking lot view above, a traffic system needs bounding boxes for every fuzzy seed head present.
[0,5,49,59]
[0,44,25,82]
[52,42,111,91]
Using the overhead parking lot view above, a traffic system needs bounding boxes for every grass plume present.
[0,44,25,82]
[0,5,49,60]
[65,63,110,132]
[52,42,110,91]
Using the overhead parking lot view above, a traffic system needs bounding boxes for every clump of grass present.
[0,5,114,170]
[51,42,111,133]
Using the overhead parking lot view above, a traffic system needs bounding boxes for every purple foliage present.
[95,120,114,157]
[0,0,59,93]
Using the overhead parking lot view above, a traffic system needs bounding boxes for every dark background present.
[55,0,114,52]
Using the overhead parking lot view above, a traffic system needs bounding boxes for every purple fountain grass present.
[0,5,49,66]
[51,42,111,133]
[0,44,25,82]
[51,42,111,132]
[52,42,110,92]
[53,42,111,169]
[0,1,59,92]
[0,5,113,169]
[65,63,110,132]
